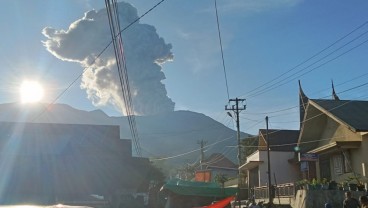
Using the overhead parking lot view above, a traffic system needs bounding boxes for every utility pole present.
[198,140,207,170]
[266,116,273,207]
[225,98,246,208]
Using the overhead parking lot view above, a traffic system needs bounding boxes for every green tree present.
[214,173,229,188]
[239,136,258,187]
[215,174,229,196]
[240,136,258,163]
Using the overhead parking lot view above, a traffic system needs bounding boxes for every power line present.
[238,115,263,122]
[307,71,368,97]
[241,78,368,117]
[138,115,233,136]
[258,94,368,128]
[301,94,368,124]
[105,0,142,156]
[214,0,230,101]
[239,20,368,98]
[147,92,368,160]
[31,0,166,124]
[187,156,201,167]
[236,85,368,139]
[236,135,345,149]
[243,119,264,132]
[267,81,368,120]
[256,94,368,139]
[246,33,368,99]
[199,148,235,167]
[151,135,236,161]
[154,83,368,162]
[241,106,298,115]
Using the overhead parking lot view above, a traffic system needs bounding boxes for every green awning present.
[161,179,237,197]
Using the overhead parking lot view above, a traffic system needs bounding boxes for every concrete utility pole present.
[198,140,207,170]
[225,98,246,208]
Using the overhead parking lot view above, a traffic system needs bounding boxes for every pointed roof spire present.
[331,80,340,100]
[299,80,309,128]
[299,80,308,110]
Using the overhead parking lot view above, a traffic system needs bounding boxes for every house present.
[0,122,150,205]
[239,129,300,189]
[297,84,368,184]
[195,153,238,183]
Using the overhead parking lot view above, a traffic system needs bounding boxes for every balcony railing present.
[253,183,295,199]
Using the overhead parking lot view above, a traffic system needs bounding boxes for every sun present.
[20,80,44,103]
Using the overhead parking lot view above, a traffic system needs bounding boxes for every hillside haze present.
[0,103,249,166]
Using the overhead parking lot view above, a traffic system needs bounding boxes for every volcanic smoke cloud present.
[42,2,175,115]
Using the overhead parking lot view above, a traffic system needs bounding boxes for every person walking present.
[343,191,360,208]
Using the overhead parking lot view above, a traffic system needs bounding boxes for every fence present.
[253,183,295,199]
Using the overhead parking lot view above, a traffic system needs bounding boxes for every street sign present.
[299,153,318,161]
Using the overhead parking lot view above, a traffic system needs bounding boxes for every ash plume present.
[42,2,175,115]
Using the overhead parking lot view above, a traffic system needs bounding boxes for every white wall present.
[350,135,368,180]
[258,151,298,185]
[247,150,260,162]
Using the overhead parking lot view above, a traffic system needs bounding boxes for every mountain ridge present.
[0,103,251,168]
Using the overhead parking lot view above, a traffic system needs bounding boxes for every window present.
[342,150,352,173]
[332,151,352,175]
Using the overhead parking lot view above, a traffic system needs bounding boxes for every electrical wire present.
[191,146,234,169]
[267,81,368,120]
[138,115,233,136]
[214,0,230,101]
[151,135,236,161]
[31,0,166,156]
[199,148,235,167]
[307,71,368,97]
[237,134,347,149]
[246,34,368,99]
[105,0,144,156]
[239,115,266,123]
[148,104,348,162]
[252,93,368,140]
[241,78,368,117]
[149,76,368,162]
[235,82,368,142]
[242,20,368,97]
[240,20,368,98]
[31,0,166,124]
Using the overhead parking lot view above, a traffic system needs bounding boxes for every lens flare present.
[20,81,44,103]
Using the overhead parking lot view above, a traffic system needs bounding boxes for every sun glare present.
[20,81,44,103]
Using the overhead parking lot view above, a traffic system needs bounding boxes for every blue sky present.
[1,0,368,135]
